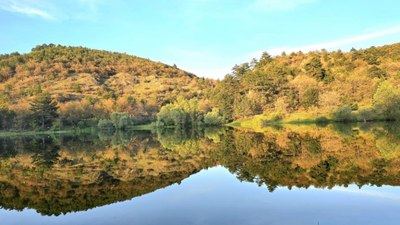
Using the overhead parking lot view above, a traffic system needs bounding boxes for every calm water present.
[1,123,400,225]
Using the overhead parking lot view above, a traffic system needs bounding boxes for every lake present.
[1,123,400,225]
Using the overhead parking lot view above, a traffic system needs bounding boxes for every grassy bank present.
[128,123,157,131]
[0,127,96,137]
[0,123,160,137]
[227,112,332,129]
[227,109,398,132]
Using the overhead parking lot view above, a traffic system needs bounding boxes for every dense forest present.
[212,43,400,126]
[1,43,400,131]
[0,44,216,130]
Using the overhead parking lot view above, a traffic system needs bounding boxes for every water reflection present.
[0,123,400,216]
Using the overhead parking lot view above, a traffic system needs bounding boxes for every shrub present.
[110,112,131,130]
[156,96,201,127]
[204,108,225,126]
[315,116,329,124]
[97,119,114,130]
[350,104,359,111]
[368,66,387,79]
[270,112,283,122]
[302,87,319,109]
[332,106,355,122]
[357,108,377,122]
[373,81,400,120]
[0,108,16,130]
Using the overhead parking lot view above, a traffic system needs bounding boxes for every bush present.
[357,108,378,122]
[368,66,387,79]
[373,81,400,120]
[315,116,329,124]
[332,106,355,122]
[156,96,201,128]
[204,108,225,126]
[97,119,114,130]
[302,87,319,109]
[0,108,16,130]
[270,112,283,122]
[110,112,131,130]
[350,104,359,111]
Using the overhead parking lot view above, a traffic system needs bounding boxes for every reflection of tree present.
[309,156,338,186]
[215,127,400,192]
[0,138,17,159]
[0,126,400,215]
[30,137,60,169]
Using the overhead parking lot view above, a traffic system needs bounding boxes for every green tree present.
[373,81,400,120]
[231,63,250,79]
[0,108,16,130]
[204,108,225,126]
[30,92,58,129]
[302,87,319,109]
[110,112,131,130]
[97,119,115,130]
[212,75,240,120]
[368,66,387,79]
[257,52,273,68]
[304,57,326,81]
[332,106,354,122]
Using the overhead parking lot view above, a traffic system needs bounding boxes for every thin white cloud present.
[163,25,400,79]
[333,186,400,201]
[253,0,317,11]
[0,0,105,21]
[263,25,400,56]
[0,0,54,20]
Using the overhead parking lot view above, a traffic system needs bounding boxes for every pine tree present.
[30,92,58,129]
[304,57,326,81]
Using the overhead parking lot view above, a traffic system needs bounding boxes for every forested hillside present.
[1,42,400,131]
[211,43,400,124]
[0,44,215,129]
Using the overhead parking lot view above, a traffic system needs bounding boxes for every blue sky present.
[1,0,400,79]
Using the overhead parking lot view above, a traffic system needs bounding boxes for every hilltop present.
[0,44,215,128]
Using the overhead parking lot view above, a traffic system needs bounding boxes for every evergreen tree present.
[304,57,326,81]
[30,92,58,129]
[257,51,273,67]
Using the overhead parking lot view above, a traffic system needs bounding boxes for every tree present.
[110,112,131,130]
[211,75,240,121]
[0,107,15,130]
[304,57,326,81]
[204,108,225,126]
[257,52,273,68]
[368,66,387,79]
[156,97,197,128]
[302,87,319,109]
[30,92,58,129]
[332,106,354,122]
[373,81,400,120]
[231,63,250,79]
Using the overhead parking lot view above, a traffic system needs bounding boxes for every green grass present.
[129,123,157,131]
[0,128,95,137]
[228,112,333,130]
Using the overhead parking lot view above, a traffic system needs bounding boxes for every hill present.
[210,42,400,125]
[0,44,215,129]
[2,42,400,131]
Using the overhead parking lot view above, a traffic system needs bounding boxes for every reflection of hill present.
[0,131,217,216]
[219,124,400,191]
[0,124,400,215]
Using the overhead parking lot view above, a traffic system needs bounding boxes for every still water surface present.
[1,123,400,225]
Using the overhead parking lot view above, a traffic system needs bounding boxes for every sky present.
[1,0,400,79]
